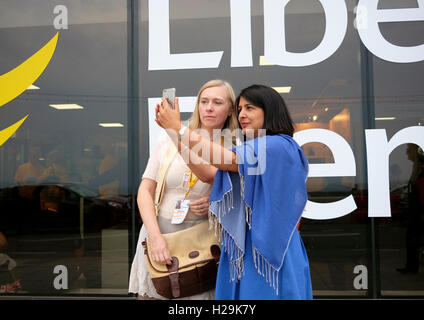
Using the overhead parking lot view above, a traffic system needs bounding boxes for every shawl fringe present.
[208,179,245,282]
[209,171,280,294]
[239,168,252,229]
[208,211,244,281]
[252,245,279,295]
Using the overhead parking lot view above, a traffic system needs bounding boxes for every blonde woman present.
[129,80,238,300]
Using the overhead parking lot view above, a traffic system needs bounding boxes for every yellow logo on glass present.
[0,32,59,146]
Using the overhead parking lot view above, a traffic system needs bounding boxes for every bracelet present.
[178,125,187,142]
[181,144,189,153]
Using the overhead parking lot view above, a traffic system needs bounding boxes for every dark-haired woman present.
[155,84,312,300]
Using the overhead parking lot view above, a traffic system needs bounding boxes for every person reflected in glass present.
[14,147,45,200]
[97,142,119,198]
[37,149,68,185]
[36,149,68,213]
[14,147,45,186]
[155,84,313,300]
[129,80,239,299]
[397,144,424,274]
[0,230,21,293]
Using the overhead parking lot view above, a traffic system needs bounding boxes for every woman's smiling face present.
[237,96,265,137]
[198,86,233,131]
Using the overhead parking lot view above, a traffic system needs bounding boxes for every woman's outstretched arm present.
[155,97,239,174]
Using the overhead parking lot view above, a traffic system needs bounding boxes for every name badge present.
[171,199,190,224]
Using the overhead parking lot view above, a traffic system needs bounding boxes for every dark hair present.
[409,144,424,164]
[235,84,294,137]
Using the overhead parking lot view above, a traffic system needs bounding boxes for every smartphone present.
[162,88,176,109]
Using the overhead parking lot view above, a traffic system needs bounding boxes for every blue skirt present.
[215,228,313,300]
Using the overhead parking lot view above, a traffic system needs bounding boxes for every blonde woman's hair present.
[188,80,239,132]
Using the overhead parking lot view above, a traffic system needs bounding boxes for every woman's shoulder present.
[262,134,306,167]
[242,134,298,151]
[265,134,301,151]
[145,131,175,169]
[152,131,173,152]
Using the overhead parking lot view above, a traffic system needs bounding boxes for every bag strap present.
[154,138,178,215]
[166,257,180,298]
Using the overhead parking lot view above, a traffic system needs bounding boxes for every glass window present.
[0,0,129,295]
[139,0,371,298]
[373,3,424,297]
[281,0,369,297]
[0,0,422,299]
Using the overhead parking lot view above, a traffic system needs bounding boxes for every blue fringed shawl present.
[208,134,309,294]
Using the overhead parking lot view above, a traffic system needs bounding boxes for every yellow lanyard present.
[184,136,224,198]
[185,171,198,198]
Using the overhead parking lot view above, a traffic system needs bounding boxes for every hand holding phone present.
[162,88,176,109]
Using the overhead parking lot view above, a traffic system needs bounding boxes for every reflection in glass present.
[396,145,424,275]
[374,7,424,295]
[0,0,129,295]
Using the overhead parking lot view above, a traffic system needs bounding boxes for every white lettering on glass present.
[147,0,424,67]
[263,0,348,67]
[148,96,197,154]
[357,0,424,63]
[148,0,223,70]
[294,129,357,220]
[230,0,253,67]
[365,126,424,217]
